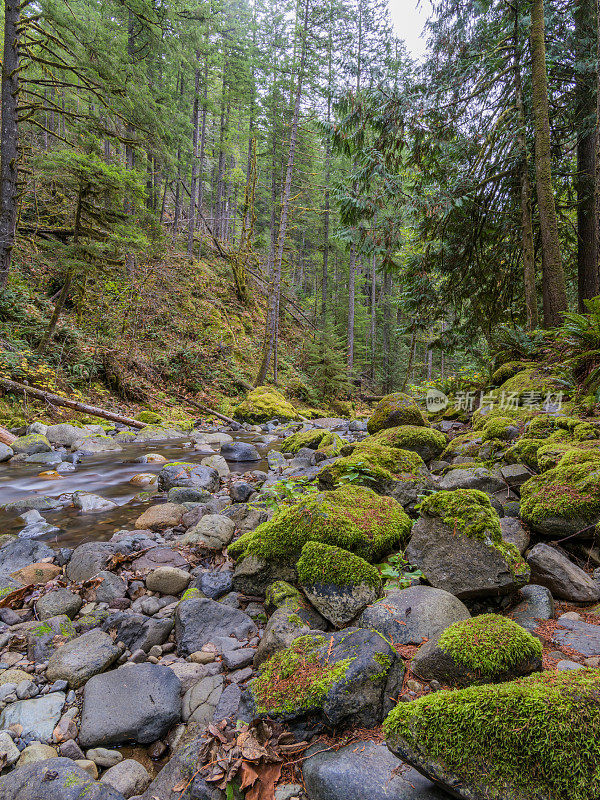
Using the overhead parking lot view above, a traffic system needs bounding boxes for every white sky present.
[388,0,433,59]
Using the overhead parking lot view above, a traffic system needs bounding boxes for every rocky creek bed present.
[0,396,598,800]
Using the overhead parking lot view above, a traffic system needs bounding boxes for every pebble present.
[86,746,124,767]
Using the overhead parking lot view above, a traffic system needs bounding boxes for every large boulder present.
[385,669,600,800]
[174,597,257,656]
[46,423,89,447]
[0,692,65,743]
[358,586,470,645]
[510,584,555,634]
[78,663,181,748]
[406,490,529,599]
[412,614,543,687]
[157,462,220,493]
[367,393,427,435]
[247,628,403,728]
[520,450,600,537]
[234,386,299,423]
[66,542,115,582]
[526,543,600,602]
[367,426,447,463]
[297,541,381,626]
[436,467,505,495]
[254,605,325,666]
[220,442,260,461]
[228,486,412,567]
[11,434,51,454]
[302,740,449,800]
[134,503,186,530]
[36,587,83,620]
[0,758,125,800]
[181,514,235,549]
[98,612,173,653]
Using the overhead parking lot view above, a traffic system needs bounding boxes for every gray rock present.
[302,581,378,627]
[67,542,116,582]
[552,618,600,657]
[11,434,51,455]
[167,487,212,504]
[46,629,125,688]
[79,663,181,747]
[73,492,119,514]
[46,423,89,447]
[500,517,530,554]
[27,615,77,661]
[406,516,528,599]
[99,612,173,653]
[175,597,257,656]
[87,748,123,767]
[302,740,449,800]
[158,463,220,493]
[526,543,600,602]
[0,443,13,462]
[23,450,63,465]
[137,731,222,800]
[358,586,470,645]
[100,760,151,798]
[182,675,224,724]
[145,566,191,595]
[201,454,230,478]
[510,584,555,634]
[196,570,233,599]
[0,758,125,800]
[3,496,62,514]
[254,606,325,666]
[230,482,254,503]
[0,692,65,742]
[220,442,260,461]
[0,538,54,580]
[95,571,128,603]
[181,515,235,549]
[500,463,533,489]
[74,437,123,455]
[0,730,20,766]
[213,683,241,723]
[232,556,296,596]
[437,467,504,494]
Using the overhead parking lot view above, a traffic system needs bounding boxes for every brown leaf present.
[0,584,33,608]
[245,762,283,800]
[171,778,188,792]
[237,730,270,761]
[239,761,260,790]
[208,722,228,743]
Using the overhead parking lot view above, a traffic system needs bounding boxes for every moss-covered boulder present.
[520,450,600,537]
[265,580,304,610]
[367,392,427,434]
[297,541,381,626]
[234,386,299,423]
[504,437,544,471]
[369,425,447,462]
[480,416,520,442]
[248,628,403,727]
[281,428,335,454]
[157,461,220,493]
[228,486,411,567]
[12,433,51,455]
[134,410,164,424]
[412,614,542,687]
[385,669,600,800]
[317,444,428,494]
[491,360,538,386]
[497,367,562,405]
[406,490,529,599]
[441,431,483,461]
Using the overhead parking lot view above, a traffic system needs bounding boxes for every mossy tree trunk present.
[529,0,568,327]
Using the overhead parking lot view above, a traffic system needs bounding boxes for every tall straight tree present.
[529,0,568,326]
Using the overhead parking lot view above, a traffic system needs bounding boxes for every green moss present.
[317,444,425,491]
[367,392,427,434]
[498,368,561,399]
[384,669,600,800]
[416,490,528,577]
[504,438,543,471]
[369,425,446,459]
[265,580,304,610]
[520,453,600,527]
[32,622,52,637]
[438,614,542,677]
[251,634,352,715]
[441,431,482,460]
[480,416,518,442]
[234,386,299,423]
[12,433,51,453]
[472,405,537,431]
[281,429,333,454]
[297,541,382,590]
[135,410,164,424]
[180,587,201,602]
[228,485,412,565]
[491,360,537,386]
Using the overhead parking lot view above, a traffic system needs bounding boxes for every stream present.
[0,430,274,549]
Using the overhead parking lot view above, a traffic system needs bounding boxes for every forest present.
[1,1,600,800]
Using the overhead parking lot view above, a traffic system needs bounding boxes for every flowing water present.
[0,432,273,549]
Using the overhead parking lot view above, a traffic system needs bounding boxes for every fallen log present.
[362,395,384,402]
[173,391,240,428]
[0,426,16,445]
[0,378,146,428]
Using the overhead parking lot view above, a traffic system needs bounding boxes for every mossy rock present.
[497,368,562,404]
[228,485,412,566]
[12,433,51,455]
[504,437,544,471]
[491,360,538,386]
[520,449,600,536]
[441,431,483,460]
[367,392,427,434]
[368,425,447,462]
[135,410,164,424]
[412,614,543,687]
[234,385,299,423]
[480,416,519,442]
[297,541,381,591]
[265,580,305,611]
[385,668,600,800]
[317,444,426,493]
[329,399,353,417]
[281,429,335,454]
[472,405,537,431]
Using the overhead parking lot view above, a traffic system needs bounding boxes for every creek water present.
[0,432,273,549]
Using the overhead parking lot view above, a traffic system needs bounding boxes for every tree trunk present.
[530,0,568,327]
[347,246,356,374]
[576,0,598,309]
[513,5,538,329]
[255,0,310,386]
[0,0,21,289]
[186,53,201,258]
[370,251,376,380]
